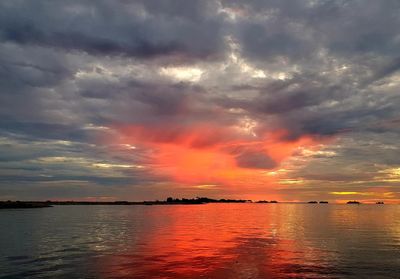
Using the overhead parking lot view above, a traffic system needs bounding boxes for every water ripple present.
[0,204,399,278]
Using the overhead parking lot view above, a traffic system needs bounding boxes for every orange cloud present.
[112,123,324,191]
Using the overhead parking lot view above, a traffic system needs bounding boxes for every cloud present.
[0,0,400,201]
[235,151,277,169]
[0,0,225,61]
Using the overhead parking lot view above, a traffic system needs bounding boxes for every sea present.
[0,204,399,278]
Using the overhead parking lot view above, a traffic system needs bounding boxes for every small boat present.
[347,201,360,204]
[319,201,329,204]
[308,201,318,204]
[376,201,384,204]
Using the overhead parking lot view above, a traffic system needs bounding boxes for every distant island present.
[347,201,360,204]
[256,200,278,203]
[2,198,390,209]
[0,201,52,209]
[0,197,254,209]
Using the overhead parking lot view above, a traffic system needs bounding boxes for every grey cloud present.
[0,43,74,91]
[235,151,277,169]
[364,57,400,85]
[223,0,400,60]
[0,121,108,143]
[0,0,225,61]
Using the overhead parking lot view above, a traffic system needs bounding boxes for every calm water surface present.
[0,204,399,278]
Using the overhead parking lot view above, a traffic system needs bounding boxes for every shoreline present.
[1,200,393,209]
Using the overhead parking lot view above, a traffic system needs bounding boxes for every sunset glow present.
[0,0,399,203]
[2,2,400,278]
[111,123,326,196]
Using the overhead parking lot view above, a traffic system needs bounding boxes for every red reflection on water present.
[96,204,334,278]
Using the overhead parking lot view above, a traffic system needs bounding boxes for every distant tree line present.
[166,197,252,204]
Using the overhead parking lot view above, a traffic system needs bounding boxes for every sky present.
[0,0,400,203]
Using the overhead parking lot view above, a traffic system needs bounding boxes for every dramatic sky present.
[1,0,400,202]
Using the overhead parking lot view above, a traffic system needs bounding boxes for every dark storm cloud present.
[365,57,400,85]
[223,0,400,61]
[252,78,342,115]
[0,0,225,61]
[0,53,71,89]
[76,77,217,127]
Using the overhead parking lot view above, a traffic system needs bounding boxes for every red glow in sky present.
[112,123,324,198]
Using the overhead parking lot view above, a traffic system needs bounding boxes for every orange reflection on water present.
[96,204,336,278]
